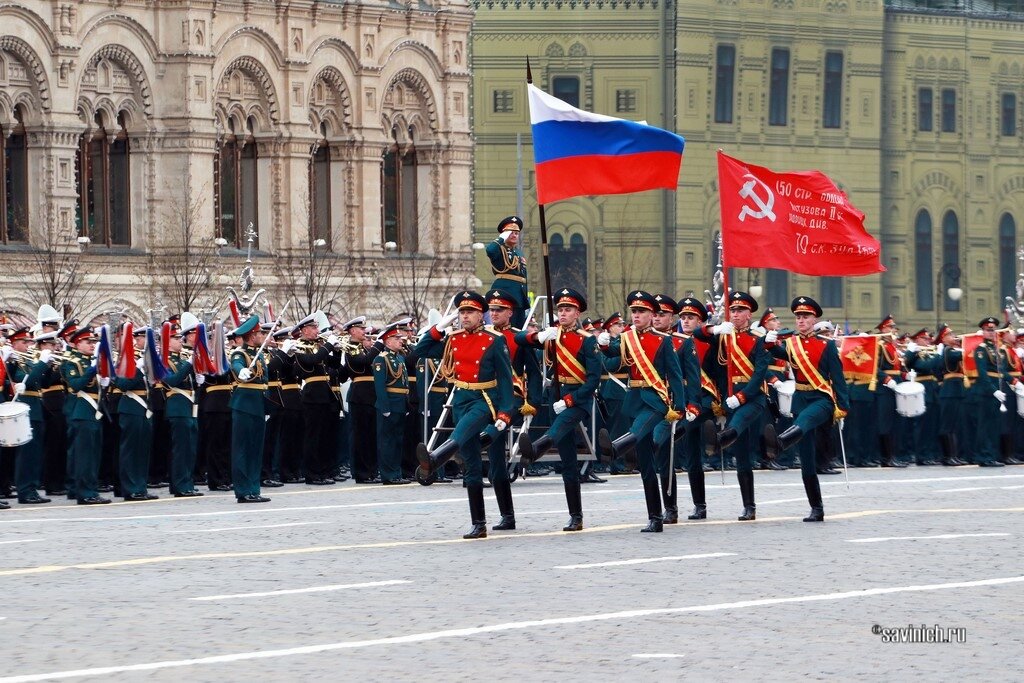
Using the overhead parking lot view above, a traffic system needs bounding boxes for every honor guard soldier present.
[6,327,50,504]
[374,322,411,485]
[759,308,792,470]
[486,216,530,329]
[229,315,271,502]
[971,317,1007,466]
[343,317,385,484]
[484,289,542,529]
[763,297,850,522]
[113,326,157,501]
[596,291,687,533]
[414,291,515,539]
[292,313,344,485]
[61,327,111,505]
[874,315,908,468]
[517,287,600,531]
[700,291,771,521]
[164,313,204,497]
[594,313,632,474]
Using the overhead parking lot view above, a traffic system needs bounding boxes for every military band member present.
[293,314,344,485]
[271,327,303,483]
[517,287,600,532]
[903,328,940,465]
[998,328,1024,465]
[164,314,204,497]
[230,315,271,502]
[374,322,411,485]
[700,291,770,521]
[875,315,908,468]
[763,297,850,522]
[923,324,967,466]
[971,317,1007,467]
[344,317,385,484]
[113,326,156,501]
[415,291,515,539]
[6,327,50,504]
[597,291,687,533]
[485,216,530,329]
[199,355,234,492]
[61,327,111,505]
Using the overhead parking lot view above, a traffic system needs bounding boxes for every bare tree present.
[379,253,475,324]
[152,190,220,313]
[16,211,106,318]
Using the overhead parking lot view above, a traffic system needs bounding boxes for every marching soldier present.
[61,327,111,505]
[344,317,385,484]
[113,326,157,501]
[763,297,850,522]
[414,342,452,482]
[596,291,687,533]
[164,314,204,497]
[517,287,600,531]
[229,315,272,502]
[414,291,515,539]
[7,327,50,504]
[759,308,792,470]
[971,317,1007,467]
[292,314,343,485]
[875,315,908,468]
[700,291,770,521]
[485,216,530,329]
[596,313,633,475]
[374,322,411,485]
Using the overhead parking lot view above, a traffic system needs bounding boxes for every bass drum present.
[894,381,926,418]
[774,380,796,418]
[0,401,32,447]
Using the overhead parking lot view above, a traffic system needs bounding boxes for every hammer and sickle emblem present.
[737,174,776,222]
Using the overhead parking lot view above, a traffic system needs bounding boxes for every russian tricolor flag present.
[528,84,685,205]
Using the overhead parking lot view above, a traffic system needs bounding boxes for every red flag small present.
[161,321,171,367]
[717,151,885,276]
[228,300,241,328]
[116,322,135,379]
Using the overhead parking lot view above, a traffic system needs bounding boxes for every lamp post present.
[748,268,762,300]
[936,263,963,329]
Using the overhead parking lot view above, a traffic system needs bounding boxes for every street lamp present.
[936,263,962,329]
[748,268,762,299]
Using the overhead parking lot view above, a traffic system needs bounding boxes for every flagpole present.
[528,57,560,397]
[717,150,734,398]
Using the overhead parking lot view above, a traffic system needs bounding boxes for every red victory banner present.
[717,151,885,276]
[960,332,985,380]
[839,335,880,385]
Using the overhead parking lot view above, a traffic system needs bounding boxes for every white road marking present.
[554,553,735,569]
[6,575,1022,682]
[189,579,410,602]
[847,533,1010,544]
[632,654,685,659]
[518,509,618,516]
[757,495,841,505]
[167,521,327,534]
[0,538,44,545]
[936,485,1024,493]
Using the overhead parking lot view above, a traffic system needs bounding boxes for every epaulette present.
[574,328,593,338]
[749,327,766,338]
[652,329,670,337]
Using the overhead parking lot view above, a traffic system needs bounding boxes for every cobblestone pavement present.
[0,466,1021,682]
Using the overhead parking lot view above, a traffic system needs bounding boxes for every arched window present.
[914,209,933,311]
[765,268,788,307]
[381,131,418,254]
[310,123,331,247]
[941,210,959,312]
[77,111,130,246]
[1,107,28,243]
[215,117,259,248]
[999,213,1018,301]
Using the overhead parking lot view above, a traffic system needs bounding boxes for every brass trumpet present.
[10,348,76,365]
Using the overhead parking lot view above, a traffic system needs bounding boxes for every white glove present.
[837,418,845,432]
[92,343,101,358]
[195,374,205,386]
[905,341,920,353]
[494,419,508,432]
[281,339,297,356]
[1013,382,1024,398]
[764,330,778,343]
[90,358,97,368]
[813,320,832,332]
[325,335,341,348]
[238,368,253,382]
[499,230,514,242]
[993,390,1007,403]
[884,379,897,390]
[135,357,145,373]
[434,313,458,334]
[383,412,391,418]
[935,343,945,356]
[14,382,26,394]
[711,321,735,335]
[905,370,917,382]
[0,346,11,362]
[552,399,567,414]
[98,376,110,387]
[725,395,741,410]
[537,327,559,344]
[597,331,611,346]
[1016,347,1024,360]
[38,350,53,365]
[685,409,698,422]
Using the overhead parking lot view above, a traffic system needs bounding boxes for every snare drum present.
[0,401,32,447]
[894,381,926,418]
[775,380,796,418]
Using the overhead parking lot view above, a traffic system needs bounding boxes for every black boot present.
[463,484,488,538]
[661,472,678,524]
[562,482,583,531]
[948,433,967,465]
[702,420,719,455]
[765,424,804,458]
[598,430,637,464]
[416,438,461,484]
[686,469,707,519]
[640,477,663,532]
[737,470,756,521]
[802,475,824,522]
[939,433,958,466]
[519,433,553,466]
[491,479,516,530]
[879,434,907,467]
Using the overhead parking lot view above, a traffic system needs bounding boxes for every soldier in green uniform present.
[924,325,968,466]
[230,315,271,502]
[903,328,940,465]
[164,313,204,497]
[61,327,111,505]
[971,317,1007,467]
[485,216,529,329]
[113,326,157,501]
[7,328,50,504]
[998,328,1024,464]
[595,313,633,474]
[374,322,411,485]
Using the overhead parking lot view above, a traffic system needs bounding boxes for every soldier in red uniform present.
[414,291,515,539]
[596,290,687,533]
[763,297,850,522]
